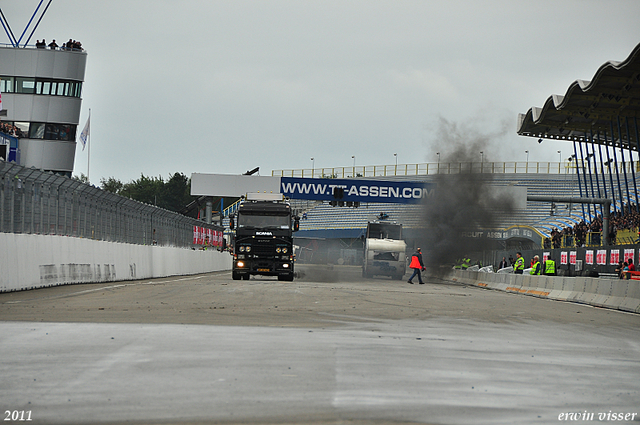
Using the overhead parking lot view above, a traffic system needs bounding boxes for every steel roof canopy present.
[518,42,640,148]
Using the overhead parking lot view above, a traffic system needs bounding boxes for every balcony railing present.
[273,161,640,178]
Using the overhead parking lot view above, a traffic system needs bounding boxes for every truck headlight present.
[276,247,281,253]
[282,247,288,254]
[237,261,245,268]
[239,246,245,252]
[246,246,251,252]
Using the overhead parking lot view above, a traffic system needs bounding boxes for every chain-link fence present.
[0,162,221,247]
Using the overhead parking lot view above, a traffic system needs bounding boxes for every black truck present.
[229,193,299,281]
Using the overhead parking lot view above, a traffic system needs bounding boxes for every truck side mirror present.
[293,216,300,232]
[229,214,235,230]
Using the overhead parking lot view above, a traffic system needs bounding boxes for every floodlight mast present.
[527,195,612,245]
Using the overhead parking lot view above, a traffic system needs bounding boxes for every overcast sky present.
[2,0,640,184]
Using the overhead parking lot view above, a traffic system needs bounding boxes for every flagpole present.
[87,108,90,183]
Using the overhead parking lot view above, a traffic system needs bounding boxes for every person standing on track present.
[514,252,525,274]
[407,248,425,284]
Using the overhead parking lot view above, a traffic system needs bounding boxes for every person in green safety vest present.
[530,255,541,275]
[514,252,525,274]
[461,257,471,270]
[543,257,556,275]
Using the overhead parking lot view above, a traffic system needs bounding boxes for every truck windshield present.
[238,213,290,229]
[367,223,402,240]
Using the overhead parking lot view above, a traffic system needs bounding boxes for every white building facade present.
[0,45,87,176]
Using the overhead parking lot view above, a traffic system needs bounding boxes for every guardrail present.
[272,160,640,178]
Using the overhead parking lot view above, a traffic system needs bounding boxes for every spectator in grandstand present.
[621,261,630,280]
[35,39,46,48]
[628,258,635,272]
[48,39,58,50]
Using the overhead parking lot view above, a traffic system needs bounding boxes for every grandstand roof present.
[517,42,640,148]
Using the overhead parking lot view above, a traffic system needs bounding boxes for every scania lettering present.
[229,193,298,281]
[362,220,407,280]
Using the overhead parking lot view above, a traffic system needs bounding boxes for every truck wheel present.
[232,271,240,280]
[242,274,250,280]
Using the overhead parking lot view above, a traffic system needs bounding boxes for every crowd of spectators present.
[544,203,640,248]
[0,122,26,138]
[35,39,83,51]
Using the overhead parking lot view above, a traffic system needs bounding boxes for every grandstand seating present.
[223,170,640,242]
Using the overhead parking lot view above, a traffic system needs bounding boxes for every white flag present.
[79,114,90,151]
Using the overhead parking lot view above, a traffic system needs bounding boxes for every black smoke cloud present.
[420,116,516,268]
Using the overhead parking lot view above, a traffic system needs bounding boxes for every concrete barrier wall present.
[447,269,640,314]
[0,233,232,292]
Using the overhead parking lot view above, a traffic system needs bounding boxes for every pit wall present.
[446,269,640,314]
[0,233,232,293]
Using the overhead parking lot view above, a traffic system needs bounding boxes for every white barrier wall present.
[447,269,640,314]
[0,233,232,292]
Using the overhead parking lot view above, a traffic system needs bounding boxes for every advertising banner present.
[280,177,434,204]
[624,248,635,264]
[585,250,593,265]
[610,249,620,265]
[193,226,223,247]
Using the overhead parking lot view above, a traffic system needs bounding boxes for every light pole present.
[480,151,484,173]
[310,157,315,178]
[557,150,561,162]
[436,152,440,174]
[352,155,356,177]
[393,153,398,176]
[525,150,529,162]
[436,152,440,163]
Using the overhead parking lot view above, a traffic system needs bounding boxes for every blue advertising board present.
[280,177,434,204]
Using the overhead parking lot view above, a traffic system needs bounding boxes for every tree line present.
[74,172,226,219]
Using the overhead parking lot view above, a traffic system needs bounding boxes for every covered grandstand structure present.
[518,42,640,218]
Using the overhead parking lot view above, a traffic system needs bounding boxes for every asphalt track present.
[1,265,639,425]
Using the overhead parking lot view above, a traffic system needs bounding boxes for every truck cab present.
[230,193,298,281]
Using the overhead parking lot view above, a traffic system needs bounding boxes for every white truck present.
[362,220,407,280]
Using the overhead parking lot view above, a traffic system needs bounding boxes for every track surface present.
[1,265,639,425]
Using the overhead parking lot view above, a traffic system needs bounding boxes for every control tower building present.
[0,44,87,176]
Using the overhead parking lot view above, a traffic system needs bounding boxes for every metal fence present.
[272,160,640,178]
[0,162,221,247]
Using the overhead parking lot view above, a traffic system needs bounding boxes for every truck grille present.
[251,241,274,256]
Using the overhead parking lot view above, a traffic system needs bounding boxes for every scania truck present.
[362,220,406,280]
[229,193,299,281]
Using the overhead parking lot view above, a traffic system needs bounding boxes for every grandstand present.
[289,170,586,239]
